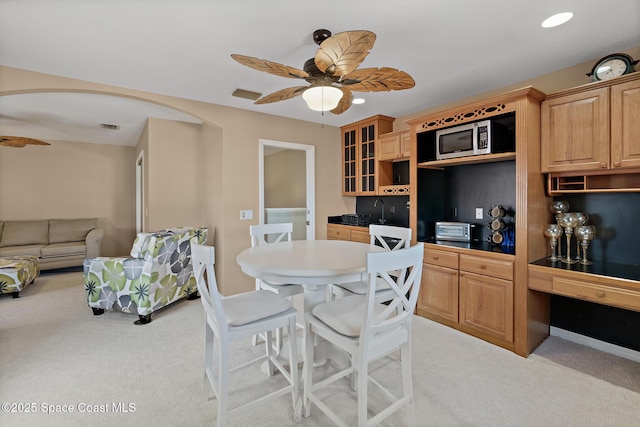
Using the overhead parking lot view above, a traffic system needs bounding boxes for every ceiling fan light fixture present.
[302,85,343,112]
[352,98,365,105]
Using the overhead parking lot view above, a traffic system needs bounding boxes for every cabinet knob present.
[600,163,607,168]
[480,264,487,269]
[432,256,439,260]
[613,161,621,168]
[595,291,606,298]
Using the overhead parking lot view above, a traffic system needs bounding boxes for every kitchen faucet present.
[374,198,386,224]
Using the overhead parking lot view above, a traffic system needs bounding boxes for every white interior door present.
[259,139,315,240]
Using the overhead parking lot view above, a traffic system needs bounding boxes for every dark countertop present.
[530,257,640,282]
[420,237,515,255]
[328,217,408,228]
[336,222,407,228]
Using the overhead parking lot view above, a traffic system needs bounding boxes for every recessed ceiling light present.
[352,98,365,105]
[541,12,573,28]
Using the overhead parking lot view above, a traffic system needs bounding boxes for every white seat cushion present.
[221,290,292,326]
[335,277,391,295]
[312,295,386,337]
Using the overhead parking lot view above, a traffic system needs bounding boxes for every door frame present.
[259,139,315,240]
[135,150,145,233]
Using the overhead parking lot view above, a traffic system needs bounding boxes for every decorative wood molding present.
[378,185,410,195]
[405,86,545,133]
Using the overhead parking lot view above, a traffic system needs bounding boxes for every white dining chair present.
[303,243,424,427]
[329,224,412,303]
[191,241,300,427]
[249,223,304,349]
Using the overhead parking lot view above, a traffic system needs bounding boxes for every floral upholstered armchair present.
[83,227,208,324]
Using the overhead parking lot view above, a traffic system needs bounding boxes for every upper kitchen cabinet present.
[341,115,394,196]
[378,129,410,161]
[377,129,411,195]
[541,73,640,173]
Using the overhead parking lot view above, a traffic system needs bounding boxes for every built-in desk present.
[529,258,640,313]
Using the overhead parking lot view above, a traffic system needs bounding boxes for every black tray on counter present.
[341,214,371,226]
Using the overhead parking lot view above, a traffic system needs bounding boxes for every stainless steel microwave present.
[435,222,476,242]
[435,120,493,160]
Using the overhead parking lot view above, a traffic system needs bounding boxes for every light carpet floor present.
[1,270,639,427]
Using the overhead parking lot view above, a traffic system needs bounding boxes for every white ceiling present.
[1,0,639,146]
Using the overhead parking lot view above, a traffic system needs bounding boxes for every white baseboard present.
[550,327,640,363]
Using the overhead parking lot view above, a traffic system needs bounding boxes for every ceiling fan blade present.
[330,88,354,115]
[340,67,415,92]
[231,54,309,79]
[0,136,51,148]
[254,86,308,105]
[315,30,376,77]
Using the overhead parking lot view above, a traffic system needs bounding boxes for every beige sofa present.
[0,219,104,270]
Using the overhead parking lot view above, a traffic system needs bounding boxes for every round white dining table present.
[236,239,385,313]
[237,239,386,418]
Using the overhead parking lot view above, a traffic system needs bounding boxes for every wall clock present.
[587,53,638,82]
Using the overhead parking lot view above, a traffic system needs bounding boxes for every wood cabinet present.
[611,77,640,169]
[529,263,640,313]
[377,129,412,195]
[541,73,640,173]
[459,254,514,342]
[341,115,394,196]
[408,87,549,356]
[418,245,515,345]
[326,223,369,243]
[378,130,410,161]
[419,247,459,322]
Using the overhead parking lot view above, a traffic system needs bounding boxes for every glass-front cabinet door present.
[360,121,377,195]
[342,125,357,195]
[340,115,394,196]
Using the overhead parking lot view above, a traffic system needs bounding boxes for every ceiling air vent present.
[100,123,120,130]
[232,88,262,101]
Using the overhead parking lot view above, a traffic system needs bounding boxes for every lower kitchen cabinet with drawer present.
[326,223,370,243]
[418,244,515,348]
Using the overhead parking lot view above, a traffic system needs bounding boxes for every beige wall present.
[265,149,306,208]
[0,139,135,256]
[145,118,205,231]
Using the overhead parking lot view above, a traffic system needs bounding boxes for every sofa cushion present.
[49,218,99,244]
[0,221,4,239]
[0,244,44,258]
[41,242,86,258]
[0,220,49,248]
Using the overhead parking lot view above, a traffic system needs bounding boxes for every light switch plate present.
[475,208,483,220]
[240,210,253,220]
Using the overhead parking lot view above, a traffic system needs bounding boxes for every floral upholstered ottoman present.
[0,255,40,298]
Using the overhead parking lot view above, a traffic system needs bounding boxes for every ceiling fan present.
[0,136,51,148]
[231,29,415,114]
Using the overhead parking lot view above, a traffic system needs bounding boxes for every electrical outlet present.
[475,208,483,220]
[240,210,253,220]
